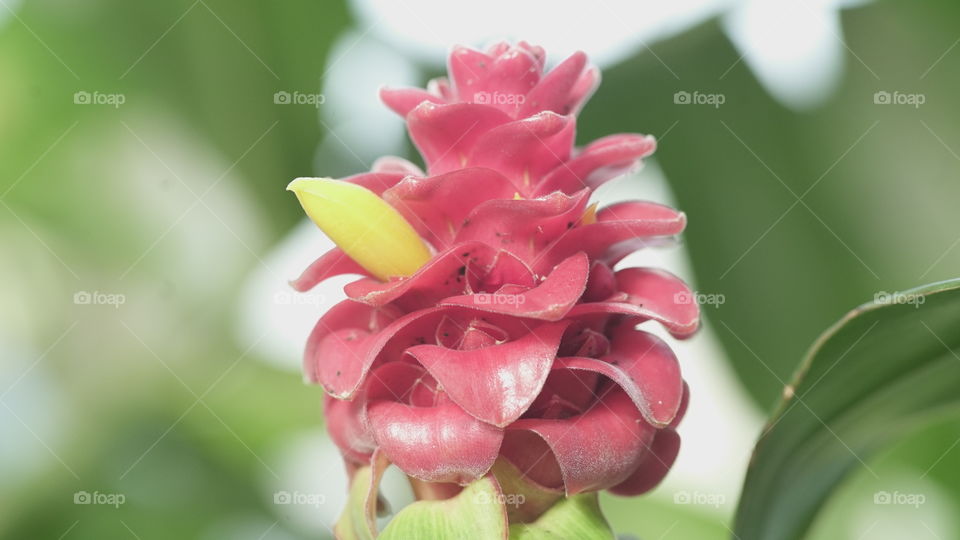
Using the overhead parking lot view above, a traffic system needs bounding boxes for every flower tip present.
[286,177,329,198]
[287,177,431,281]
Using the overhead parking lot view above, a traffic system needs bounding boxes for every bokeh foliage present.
[2,0,960,538]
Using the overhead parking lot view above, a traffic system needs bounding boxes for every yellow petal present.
[580,202,599,225]
[287,178,432,281]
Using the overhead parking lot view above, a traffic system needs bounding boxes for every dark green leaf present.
[734,279,960,539]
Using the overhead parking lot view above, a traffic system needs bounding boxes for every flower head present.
[290,41,699,517]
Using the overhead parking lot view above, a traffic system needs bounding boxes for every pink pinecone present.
[291,41,699,506]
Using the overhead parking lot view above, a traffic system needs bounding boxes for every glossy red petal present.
[536,134,656,195]
[446,43,545,117]
[309,303,444,397]
[615,268,699,338]
[316,306,539,399]
[324,393,375,465]
[345,242,489,309]
[371,156,424,176]
[380,86,444,117]
[345,242,535,311]
[504,389,657,495]
[467,112,574,188]
[518,51,588,117]
[439,252,589,321]
[534,205,686,274]
[304,300,399,386]
[554,327,684,427]
[364,361,437,406]
[567,65,600,115]
[407,102,512,174]
[383,168,517,248]
[671,382,690,429]
[447,45,496,104]
[470,249,537,293]
[341,171,407,197]
[427,77,455,101]
[456,190,589,264]
[406,321,570,427]
[368,400,503,484]
[568,268,699,339]
[290,248,369,292]
[482,46,542,111]
[608,429,681,496]
[526,367,599,419]
[582,261,617,302]
[596,200,684,223]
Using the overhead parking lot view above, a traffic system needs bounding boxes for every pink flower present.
[290,41,699,508]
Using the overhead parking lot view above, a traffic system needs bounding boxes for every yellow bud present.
[287,178,432,281]
[581,202,599,225]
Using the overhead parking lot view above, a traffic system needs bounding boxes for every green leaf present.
[378,476,508,540]
[509,493,614,540]
[491,458,562,524]
[334,465,376,540]
[734,279,960,539]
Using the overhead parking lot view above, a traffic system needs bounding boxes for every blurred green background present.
[2,0,959,538]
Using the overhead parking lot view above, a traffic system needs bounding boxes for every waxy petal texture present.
[291,248,369,292]
[289,41,700,511]
[503,389,657,495]
[368,401,503,484]
[439,252,589,321]
[407,321,570,427]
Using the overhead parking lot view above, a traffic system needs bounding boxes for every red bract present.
[296,41,699,504]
